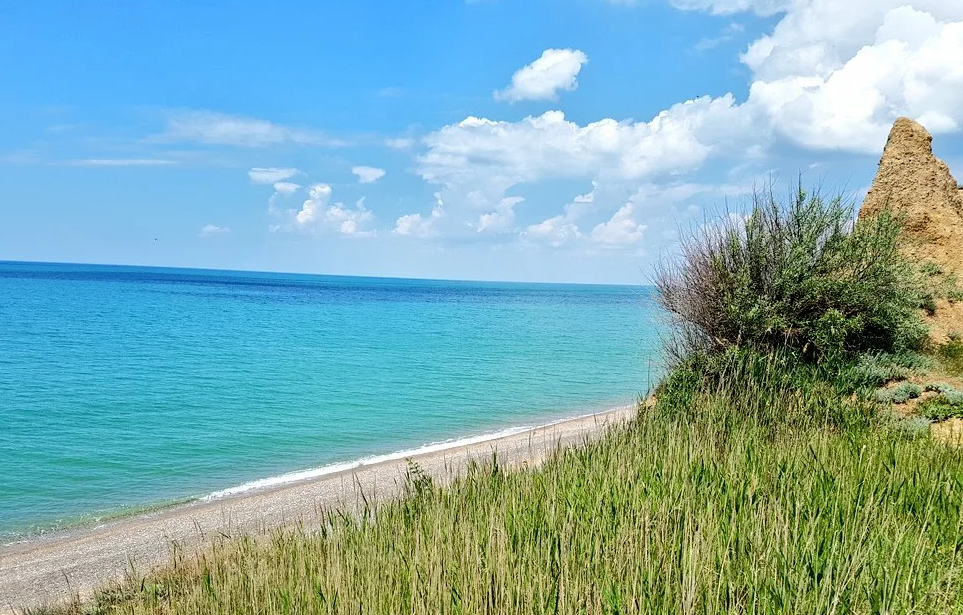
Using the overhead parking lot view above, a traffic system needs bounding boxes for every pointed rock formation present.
[860,117,963,341]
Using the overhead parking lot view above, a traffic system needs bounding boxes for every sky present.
[1,0,962,284]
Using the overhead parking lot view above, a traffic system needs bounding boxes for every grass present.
[44,354,963,615]
[937,338,963,378]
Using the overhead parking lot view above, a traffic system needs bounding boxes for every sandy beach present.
[0,406,636,613]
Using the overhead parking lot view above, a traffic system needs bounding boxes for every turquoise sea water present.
[0,261,662,540]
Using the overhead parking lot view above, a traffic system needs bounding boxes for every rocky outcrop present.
[859,118,963,341]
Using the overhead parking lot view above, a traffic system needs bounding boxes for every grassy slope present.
[50,365,963,615]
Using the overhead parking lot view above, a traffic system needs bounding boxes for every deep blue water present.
[0,261,663,539]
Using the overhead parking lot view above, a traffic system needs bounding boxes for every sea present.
[0,261,663,541]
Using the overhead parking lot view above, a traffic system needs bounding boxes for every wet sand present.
[0,406,636,613]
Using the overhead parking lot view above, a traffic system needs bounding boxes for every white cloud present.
[248,167,300,184]
[524,216,584,247]
[351,166,386,184]
[394,193,445,237]
[591,203,647,246]
[416,94,756,244]
[522,186,595,247]
[322,198,375,236]
[272,181,300,195]
[740,3,963,152]
[199,223,230,237]
[294,183,333,226]
[420,99,749,189]
[161,110,347,147]
[601,1,963,155]
[286,184,374,236]
[494,49,589,103]
[476,196,524,233]
[394,213,435,237]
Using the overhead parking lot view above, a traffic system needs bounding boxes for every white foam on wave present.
[202,405,632,502]
[202,426,532,501]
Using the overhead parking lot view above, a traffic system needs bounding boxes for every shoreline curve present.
[0,404,637,613]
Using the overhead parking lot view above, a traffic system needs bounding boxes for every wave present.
[202,405,632,501]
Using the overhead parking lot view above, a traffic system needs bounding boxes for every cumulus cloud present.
[321,198,375,236]
[394,193,445,237]
[413,88,762,247]
[394,213,435,237]
[741,2,963,152]
[249,167,300,184]
[602,1,963,155]
[351,166,386,184]
[590,203,647,246]
[475,196,525,233]
[420,98,749,187]
[523,216,583,247]
[494,49,589,103]
[278,184,375,236]
[199,223,230,237]
[522,187,595,247]
[161,110,348,147]
[294,183,333,226]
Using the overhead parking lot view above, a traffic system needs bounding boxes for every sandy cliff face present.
[859,118,963,342]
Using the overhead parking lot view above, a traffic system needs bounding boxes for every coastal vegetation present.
[40,186,963,614]
[655,186,926,364]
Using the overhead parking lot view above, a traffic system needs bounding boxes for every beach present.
[0,406,635,613]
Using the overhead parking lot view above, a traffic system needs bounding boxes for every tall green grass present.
[48,356,963,615]
[937,338,963,378]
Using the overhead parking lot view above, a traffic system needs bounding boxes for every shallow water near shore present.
[0,261,661,540]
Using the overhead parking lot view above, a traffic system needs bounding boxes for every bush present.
[874,383,923,404]
[918,396,963,421]
[656,185,927,364]
[838,351,931,391]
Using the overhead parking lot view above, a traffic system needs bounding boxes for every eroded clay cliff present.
[859,117,963,342]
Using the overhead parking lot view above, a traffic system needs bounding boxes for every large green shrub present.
[656,186,927,364]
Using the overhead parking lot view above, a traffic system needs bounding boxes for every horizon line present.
[0,259,653,288]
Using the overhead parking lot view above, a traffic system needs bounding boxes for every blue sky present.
[2,0,962,283]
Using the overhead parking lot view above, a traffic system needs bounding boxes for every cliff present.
[860,118,963,342]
